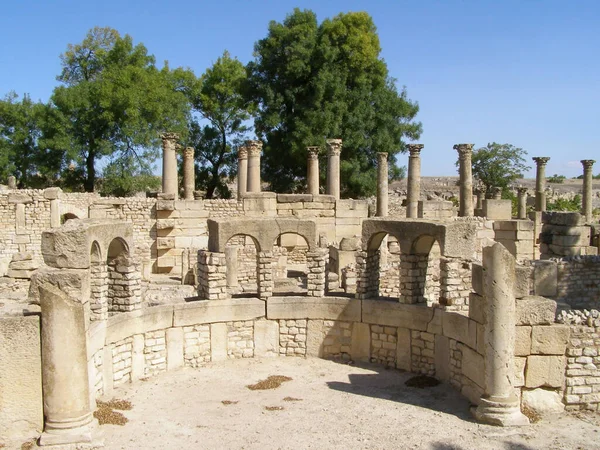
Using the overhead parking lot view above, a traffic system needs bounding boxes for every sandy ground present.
[95,358,600,450]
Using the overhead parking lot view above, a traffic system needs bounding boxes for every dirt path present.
[98,358,598,450]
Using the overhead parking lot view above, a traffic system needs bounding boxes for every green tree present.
[51,26,190,192]
[547,174,566,184]
[247,9,421,196]
[467,143,530,197]
[176,51,255,198]
[98,156,161,197]
[0,92,68,187]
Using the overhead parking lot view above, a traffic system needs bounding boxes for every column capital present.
[517,186,528,195]
[532,156,550,166]
[377,152,388,161]
[407,144,424,156]
[238,145,248,160]
[326,138,342,156]
[453,143,474,159]
[160,132,180,143]
[307,146,320,160]
[246,140,263,157]
[183,147,194,157]
[581,159,596,169]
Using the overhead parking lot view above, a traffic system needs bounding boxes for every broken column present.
[474,243,529,426]
[492,187,502,200]
[454,144,474,217]
[532,157,550,212]
[183,147,195,200]
[474,187,484,211]
[237,145,248,198]
[307,146,320,195]
[407,144,423,218]
[161,133,179,200]
[7,175,16,189]
[377,152,389,217]
[246,140,262,193]
[517,187,528,220]
[39,283,98,445]
[581,159,596,223]
[326,139,342,200]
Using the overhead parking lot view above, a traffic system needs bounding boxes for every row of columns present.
[161,133,196,201]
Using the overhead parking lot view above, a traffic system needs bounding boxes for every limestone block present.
[542,211,585,227]
[7,268,36,279]
[254,319,279,358]
[0,316,43,440]
[351,322,371,363]
[105,306,174,344]
[521,388,565,415]
[44,187,63,200]
[525,355,566,388]
[514,265,532,299]
[166,328,184,370]
[277,194,312,203]
[267,296,360,322]
[471,263,484,296]
[29,268,90,306]
[8,192,33,204]
[395,327,411,371]
[14,234,30,244]
[156,219,175,230]
[533,261,558,297]
[172,298,265,328]
[513,357,526,387]
[516,296,557,326]
[157,199,175,211]
[211,322,228,362]
[468,293,486,324]
[442,312,477,350]
[483,200,512,220]
[157,237,175,249]
[362,300,434,331]
[461,344,485,389]
[435,335,450,381]
[426,308,443,335]
[307,319,324,357]
[515,326,532,356]
[131,334,145,381]
[103,344,114,396]
[530,325,570,355]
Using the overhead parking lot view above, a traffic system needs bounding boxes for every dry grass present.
[522,405,541,423]
[247,375,292,391]
[283,396,302,402]
[221,400,239,405]
[20,440,35,450]
[94,398,133,426]
[264,406,284,411]
[405,375,440,389]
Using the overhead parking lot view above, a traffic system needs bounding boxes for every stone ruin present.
[1,137,599,445]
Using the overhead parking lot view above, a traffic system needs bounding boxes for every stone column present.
[7,175,16,189]
[237,145,248,198]
[225,246,239,289]
[326,139,342,200]
[183,147,195,200]
[307,146,320,195]
[161,133,179,200]
[454,144,474,217]
[474,243,529,426]
[246,140,263,193]
[581,160,596,223]
[407,144,423,218]
[39,283,98,445]
[532,157,550,211]
[517,187,528,219]
[474,188,484,210]
[377,152,389,217]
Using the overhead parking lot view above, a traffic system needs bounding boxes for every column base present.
[39,416,102,447]
[473,396,530,427]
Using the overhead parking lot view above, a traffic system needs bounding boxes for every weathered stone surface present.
[210,322,228,362]
[522,388,565,414]
[362,300,434,332]
[542,211,585,227]
[461,344,484,389]
[442,312,477,350]
[254,319,279,358]
[435,335,450,381]
[0,316,43,440]
[29,268,90,306]
[530,325,570,355]
[395,327,411,371]
[533,261,558,297]
[515,326,532,356]
[267,296,359,322]
[513,357,526,387]
[468,293,486,324]
[173,298,265,328]
[11,252,33,261]
[525,355,566,388]
[516,296,557,326]
[166,328,184,370]
[339,237,360,251]
[43,187,63,200]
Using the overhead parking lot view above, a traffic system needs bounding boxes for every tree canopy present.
[467,143,530,196]
[247,9,421,196]
[51,26,190,192]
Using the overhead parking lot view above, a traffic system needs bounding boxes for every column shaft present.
[307,147,320,195]
[183,147,195,200]
[326,139,342,200]
[237,146,248,198]
[407,144,424,218]
[161,133,179,200]
[377,152,389,217]
[532,157,550,211]
[582,160,596,223]
[246,140,262,193]
[517,188,528,220]
[454,144,474,217]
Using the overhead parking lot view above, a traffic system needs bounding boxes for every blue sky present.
[1,0,599,177]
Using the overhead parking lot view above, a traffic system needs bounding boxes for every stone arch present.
[106,237,140,313]
[60,203,87,221]
[90,240,107,320]
[273,232,311,295]
[404,234,442,305]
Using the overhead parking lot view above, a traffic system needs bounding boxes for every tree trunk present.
[84,151,95,192]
